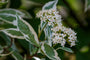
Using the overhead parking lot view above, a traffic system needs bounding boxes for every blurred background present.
[0,0,90,60]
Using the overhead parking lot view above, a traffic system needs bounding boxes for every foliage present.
[0,0,90,60]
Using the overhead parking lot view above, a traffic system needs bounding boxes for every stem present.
[53,44,57,47]
[6,0,10,8]
[38,22,48,38]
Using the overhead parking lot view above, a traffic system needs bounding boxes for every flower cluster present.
[36,9,62,26]
[51,24,77,47]
[36,9,77,47]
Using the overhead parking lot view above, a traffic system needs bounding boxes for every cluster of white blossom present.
[36,9,77,47]
[36,9,62,26]
[51,24,77,47]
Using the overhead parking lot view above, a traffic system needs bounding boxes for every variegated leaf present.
[41,43,61,60]
[16,15,39,47]
[0,9,31,24]
[40,19,52,46]
[56,47,74,53]
[42,0,58,10]
[41,0,58,46]
[1,28,24,39]
[0,13,17,25]
[0,22,16,30]
[0,9,25,17]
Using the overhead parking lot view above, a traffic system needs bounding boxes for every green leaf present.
[0,9,25,17]
[0,22,16,30]
[41,0,58,46]
[41,43,61,60]
[56,47,74,53]
[0,9,31,24]
[40,21,52,46]
[0,13,16,24]
[16,15,39,47]
[1,28,24,39]
[42,0,58,10]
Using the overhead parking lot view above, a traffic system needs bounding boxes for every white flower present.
[36,9,62,26]
[36,9,77,47]
[51,24,77,47]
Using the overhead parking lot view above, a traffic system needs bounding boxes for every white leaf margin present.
[0,13,17,25]
[16,16,39,45]
[11,51,23,60]
[12,54,18,60]
[41,43,61,60]
[42,0,58,10]
[0,28,24,39]
[0,9,25,17]
[56,47,74,53]
[33,57,41,60]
